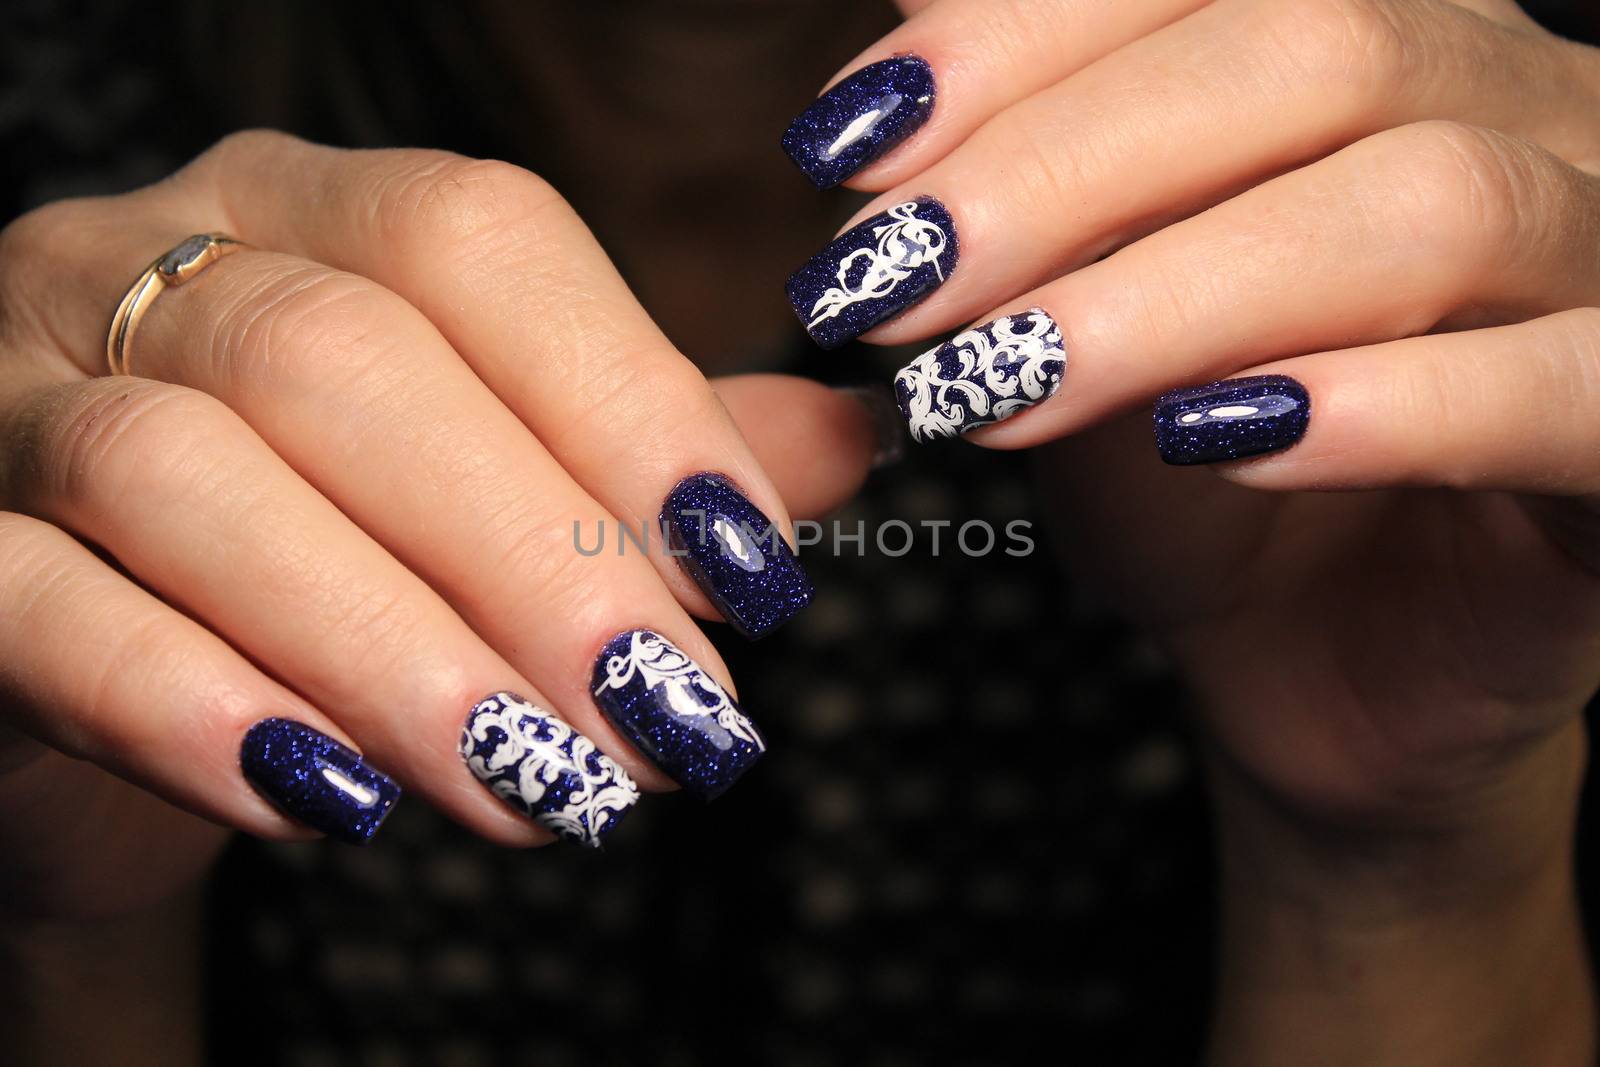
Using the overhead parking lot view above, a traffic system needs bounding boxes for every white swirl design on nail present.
[895,310,1065,442]
[594,630,765,751]
[461,693,639,847]
[808,201,949,329]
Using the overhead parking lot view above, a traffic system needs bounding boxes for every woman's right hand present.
[0,131,875,920]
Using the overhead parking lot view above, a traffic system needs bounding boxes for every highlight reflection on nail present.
[1154,375,1310,465]
[239,718,400,844]
[781,55,936,189]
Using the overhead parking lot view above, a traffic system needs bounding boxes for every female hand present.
[0,131,877,923]
[778,1,1600,1062]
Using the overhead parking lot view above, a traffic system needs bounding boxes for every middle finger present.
[15,198,771,806]
[784,0,1600,350]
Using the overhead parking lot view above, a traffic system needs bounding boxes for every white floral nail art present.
[894,309,1065,442]
[461,693,639,847]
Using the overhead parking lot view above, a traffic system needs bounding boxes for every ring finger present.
[894,120,1600,445]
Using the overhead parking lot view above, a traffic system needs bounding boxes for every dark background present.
[4,3,1599,1065]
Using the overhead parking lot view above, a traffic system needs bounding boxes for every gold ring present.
[106,233,248,376]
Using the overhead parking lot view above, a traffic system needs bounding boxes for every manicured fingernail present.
[1154,374,1310,465]
[240,718,400,844]
[591,629,764,800]
[460,692,639,848]
[786,196,958,350]
[782,55,936,190]
[895,308,1066,442]
[662,473,812,640]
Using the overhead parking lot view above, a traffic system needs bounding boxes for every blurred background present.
[4,2,1599,1064]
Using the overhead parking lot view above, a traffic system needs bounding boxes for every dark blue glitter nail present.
[782,55,937,190]
[1153,375,1310,465]
[460,692,639,848]
[786,196,958,350]
[591,629,764,800]
[239,719,400,844]
[662,473,812,640]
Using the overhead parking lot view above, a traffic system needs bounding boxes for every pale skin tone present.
[5,0,1600,1063]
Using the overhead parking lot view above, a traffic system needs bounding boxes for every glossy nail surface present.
[786,197,958,350]
[895,309,1066,442]
[782,55,936,190]
[591,629,764,800]
[460,692,639,848]
[239,718,400,844]
[1154,375,1310,465]
[662,473,812,640]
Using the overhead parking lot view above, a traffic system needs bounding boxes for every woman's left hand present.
[779,3,1600,1064]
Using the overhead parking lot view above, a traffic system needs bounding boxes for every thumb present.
[712,374,889,520]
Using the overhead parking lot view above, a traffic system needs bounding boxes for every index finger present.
[194,132,814,640]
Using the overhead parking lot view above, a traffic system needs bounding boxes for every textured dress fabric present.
[6,3,1600,1065]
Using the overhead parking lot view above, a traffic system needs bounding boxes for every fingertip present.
[714,374,882,518]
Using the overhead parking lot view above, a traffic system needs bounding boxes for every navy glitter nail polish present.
[781,55,937,190]
[591,629,764,800]
[460,692,639,848]
[786,196,958,350]
[1153,375,1310,465]
[895,308,1066,442]
[239,718,400,844]
[662,472,812,640]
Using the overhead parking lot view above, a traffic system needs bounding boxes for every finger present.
[712,375,884,519]
[116,250,765,800]
[781,0,1212,190]
[1151,309,1600,495]
[0,511,396,843]
[906,121,1600,445]
[788,0,1600,350]
[198,132,815,640]
[0,375,641,846]
[8,184,775,804]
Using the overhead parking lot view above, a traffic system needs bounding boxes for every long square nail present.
[1154,375,1310,465]
[895,308,1066,441]
[591,629,764,800]
[782,55,936,190]
[460,692,639,848]
[662,473,812,639]
[786,196,958,350]
[239,718,401,844]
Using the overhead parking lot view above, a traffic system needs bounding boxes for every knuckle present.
[198,128,302,174]
[209,263,402,396]
[1263,0,1414,110]
[165,129,306,199]
[0,200,106,339]
[212,127,299,155]
[0,199,84,263]
[371,153,567,256]
[1377,122,1536,266]
[1,378,235,511]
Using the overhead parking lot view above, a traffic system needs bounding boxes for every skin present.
[0,146,876,895]
[825,0,1600,1061]
[5,0,1600,1063]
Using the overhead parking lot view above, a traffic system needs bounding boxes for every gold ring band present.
[106,233,248,376]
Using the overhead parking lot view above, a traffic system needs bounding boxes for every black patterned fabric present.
[3,3,1598,1064]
